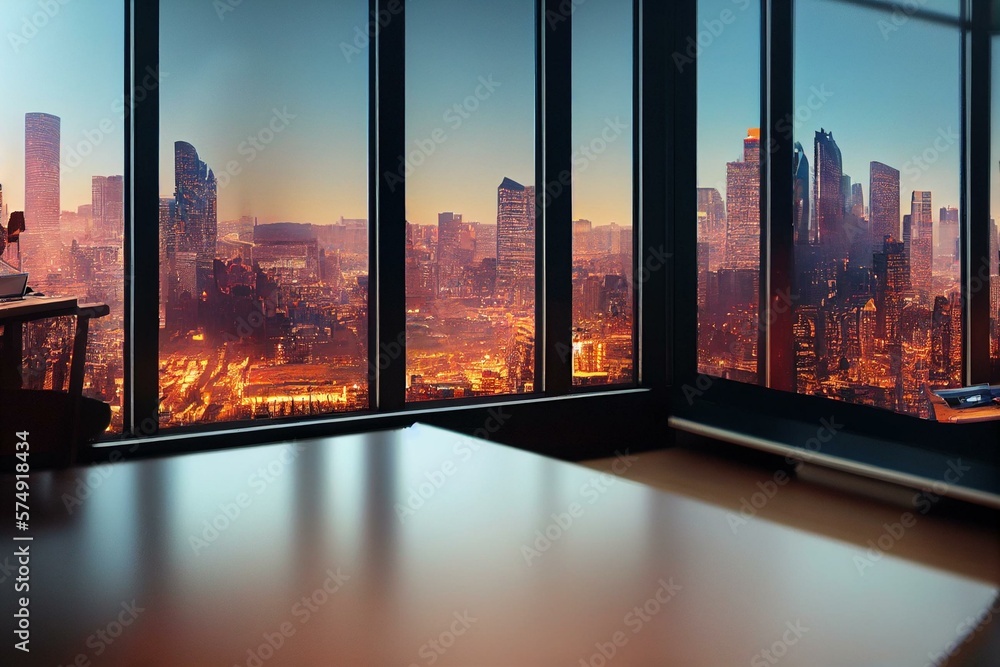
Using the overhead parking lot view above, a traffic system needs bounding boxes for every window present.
[0,0,125,432]
[992,32,999,377]
[696,0,763,385]
[571,0,635,387]
[404,0,536,401]
[790,0,962,418]
[158,0,370,427]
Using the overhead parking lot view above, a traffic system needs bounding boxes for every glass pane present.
[405,0,536,401]
[791,0,962,417]
[991,35,999,377]
[0,1,125,433]
[571,0,634,387]
[159,1,370,427]
[696,0,763,384]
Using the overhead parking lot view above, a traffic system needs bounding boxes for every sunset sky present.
[0,0,995,232]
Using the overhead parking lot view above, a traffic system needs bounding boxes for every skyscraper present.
[851,183,864,219]
[910,191,933,301]
[24,112,61,271]
[793,142,810,246]
[873,237,907,342]
[725,129,760,270]
[869,161,900,252]
[496,177,535,304]
[92,175,124,241]
[173,141,218,298]
[813,129,843,256]
[938,206,959,261]
[697,187,726,271]
[437,211,464,296]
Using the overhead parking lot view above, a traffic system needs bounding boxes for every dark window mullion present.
[540,0,573,395]
[762,0,795,391]
[373,0,407,411]
[969,0,992,384]
[130,0,160,437]
[660,0,692,391]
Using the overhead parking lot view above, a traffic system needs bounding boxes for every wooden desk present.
[1,424,996,665]
[0,296,110,463]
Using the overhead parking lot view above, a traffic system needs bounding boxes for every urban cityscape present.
[1,112,126,431]
[404,179,634,400]
[698,126,1000,418]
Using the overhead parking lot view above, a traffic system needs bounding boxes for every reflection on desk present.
[1,424,996,665]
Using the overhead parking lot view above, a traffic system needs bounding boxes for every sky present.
[697,0,999,228]
[0,0,125,214]
[0,0,993,232]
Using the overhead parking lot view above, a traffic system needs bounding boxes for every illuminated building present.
[725,129,760,271]
[869,161,900,251]
[173,141,217,298]
[24,112,61,271]
[909,191,933,302]
[496,177,535,305]
[938,206,959,261]
[92,175,124,242]
[813,129,844,258]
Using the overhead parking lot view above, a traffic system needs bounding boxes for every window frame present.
[90,0,671,462]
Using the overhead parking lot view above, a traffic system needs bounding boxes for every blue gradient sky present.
[698,0,995,229]
[0,0,994,233]
[159,0,369,224]
[0,0,124,213]
[405,0,536,226]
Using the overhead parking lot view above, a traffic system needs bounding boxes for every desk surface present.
[2,425,997,666]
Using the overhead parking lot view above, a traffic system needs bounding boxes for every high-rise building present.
[24,112,61,271]
[851,183,864,219]
[873,237,907,343]
[472,223,497,264]
[869,161,900,252]
[725,129,760,270]
[697,187,726,270]
[92,175,124,241]
[813,129,843,256]
[938,206,959,261]
[930,295,952,381]
[910,191,933,301]
[437,212,466,296]
[496,177,535,304]
[173,141,218,299]
[792,143,810,246]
